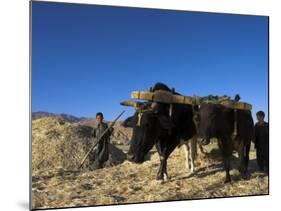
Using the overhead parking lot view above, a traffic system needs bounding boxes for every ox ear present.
[122,116,136,128]
[157,115,173,130]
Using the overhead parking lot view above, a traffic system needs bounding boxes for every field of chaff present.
[32,131,268,209]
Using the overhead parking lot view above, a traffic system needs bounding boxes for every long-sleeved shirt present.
[254,121,269,150]
[91,122,112,163]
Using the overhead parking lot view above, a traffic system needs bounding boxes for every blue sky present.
[32,2,268,121]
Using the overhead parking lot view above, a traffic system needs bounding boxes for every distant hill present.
[32,111,87,123]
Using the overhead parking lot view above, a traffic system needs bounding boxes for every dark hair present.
[96,112,103,118]
[256,111,265,118]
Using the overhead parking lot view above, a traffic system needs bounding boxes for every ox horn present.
[120,100,151,111]
[120,100,139,108]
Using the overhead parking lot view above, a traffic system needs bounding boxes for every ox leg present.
[218,139,231,183]
[157,156,169,181]
[190,137,197,173]
[183,144,190,172]
[156,142,169,181]
[223,155,231,183]
[156,138,178,181]
[183,138,196,174]
[198,144,206,155]
[238,142,251,179]
[238,145,245,177]
[245,142,251,173]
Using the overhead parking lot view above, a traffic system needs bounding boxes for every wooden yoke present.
[131,90,198,105]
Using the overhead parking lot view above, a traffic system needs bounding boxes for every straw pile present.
[32,139,268,209]
[32,117,126,173]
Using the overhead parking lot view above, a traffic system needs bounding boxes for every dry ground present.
[32,142,268,209]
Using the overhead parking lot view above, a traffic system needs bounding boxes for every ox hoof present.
[190,168,196,174]
[163,173,169,181]
[241,172,250,180]
[156,174,164,180]
[156,173,169,181]
[187,171,195,177]
[224,177,231,183]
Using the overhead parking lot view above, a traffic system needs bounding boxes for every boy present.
[254,111,269,173]
[91,112,113,170]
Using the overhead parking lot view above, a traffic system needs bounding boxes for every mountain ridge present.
[32,111,88,122]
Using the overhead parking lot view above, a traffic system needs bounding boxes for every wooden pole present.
[78,110,125,169]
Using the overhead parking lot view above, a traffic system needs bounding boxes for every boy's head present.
[96,112,104,124]
[256,111,265,123]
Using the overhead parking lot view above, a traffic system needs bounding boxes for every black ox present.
[122,83,197,180]
[196,101,254,183]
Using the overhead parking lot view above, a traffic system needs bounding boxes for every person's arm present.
[265,122,269,143]
[92,127,97,138]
